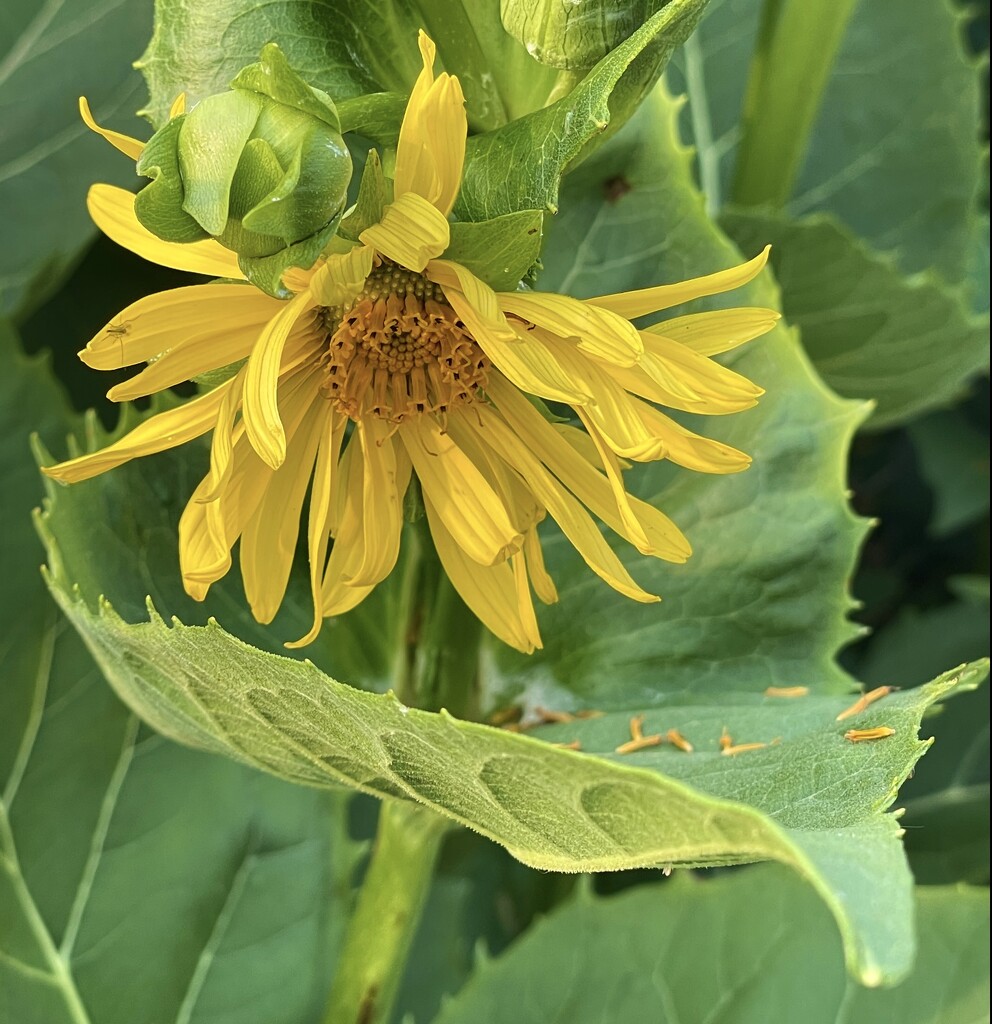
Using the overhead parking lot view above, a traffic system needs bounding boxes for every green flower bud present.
[135,44,352,296]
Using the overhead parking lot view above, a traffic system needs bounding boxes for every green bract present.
[134,43,351,296]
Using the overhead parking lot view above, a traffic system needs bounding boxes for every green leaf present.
[720,210,990,429]
[433,867,990,1023]
[32,538,988,985]
[0,0,153,319]
[489,87,867,705]
[909,410,991,536]
[670,0,985,282]
[456,0,707,219]
[0,327,360,1024]
[339,150,390,241]
[445,210,544,289]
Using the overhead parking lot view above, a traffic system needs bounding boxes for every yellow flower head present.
[47,34,777,653]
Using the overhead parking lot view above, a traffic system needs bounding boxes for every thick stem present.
[322,800,449,1024]
[731,0,858,209]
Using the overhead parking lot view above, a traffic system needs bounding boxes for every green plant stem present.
[322,799,450,1024]
[731,0,858,208]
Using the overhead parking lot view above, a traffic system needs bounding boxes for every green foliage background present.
[1,0,988,1022]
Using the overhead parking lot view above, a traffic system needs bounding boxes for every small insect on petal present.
[844,727,896,743]
[836,685,898,721]
[666,728,694,752]
[616,714,663,754]
[764,686,809,698]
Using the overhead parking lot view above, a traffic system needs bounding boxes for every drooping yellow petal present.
[427,259,516,336]
[399,415,522,566]
[456,409,659,602]
[599,334,764,416]
[240,398,328,623]
[88,184,244,279]
[309,245,374,306]
[359,192,450,273]
[179,474,233,601]
[423,496,540,653]
[637,399,752,474]
[588,248,771,320]
[394,31,467,216]
[348,418,410,588]
[42,379,234,484]
[523,527,558,605]
[286,412,346,649]
[487,375,691,561]
[199,364,249,503]
[511,553,542,652]
[497,290,643,367]
[320,436,376,617]
[79,97,144,160]
[79,284,280,370]
[107,327,257,402]
[242,290,317,469]
[648,307,780,356]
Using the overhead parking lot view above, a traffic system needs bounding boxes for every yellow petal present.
[179,474,232,601]
[600,334,763,416]
[497,291,643,367]
[427,259,516,338]
[454,409,659,602]
[487,376,691,561]
[423,496,539,653]
[320,436,376,617]
[638,400,752,474]
[523,527,558,605]
[309,245,374,306]
[199,364,249,503]
[286,413,347,648]
[394,31,467,215]
[79,97,144,160]
[359,191,450,273]
[399,415,522,566]
[588,248,771,319]
[88,184,244,279]
[169,93,187,118]
[648,307,780,356]
[242,290,316,469]
[347,418,410,588]
[240,399,328,623]
[80,283,279,371]
[42,380,233,484]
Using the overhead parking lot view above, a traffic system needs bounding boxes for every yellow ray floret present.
[44,35,776,653]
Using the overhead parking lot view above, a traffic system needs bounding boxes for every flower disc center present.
[322,262,489,423]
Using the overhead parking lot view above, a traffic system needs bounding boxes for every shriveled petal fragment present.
[424,497,540,653]
[79,283,278,370]
[360,192,450,272]
[498,291,642,367]
[242,290,317,469]
[309,245,374,306]
[42,379,234,484]
[169,93,187,118]
[649,307,780,356]
[88,185,244,279]
[400,415,522,566]
[394,31,467,216]
[79,97,144,160]
[588,248,771,319]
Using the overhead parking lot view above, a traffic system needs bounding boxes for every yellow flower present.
[46,34,777,654]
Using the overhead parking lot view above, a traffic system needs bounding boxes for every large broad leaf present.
[0,328,361,1024]
[432,866,990,1023]
[0,0,152,319]
[669,0,985,282]
[488,87,867,708]
[720,210,990,429]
